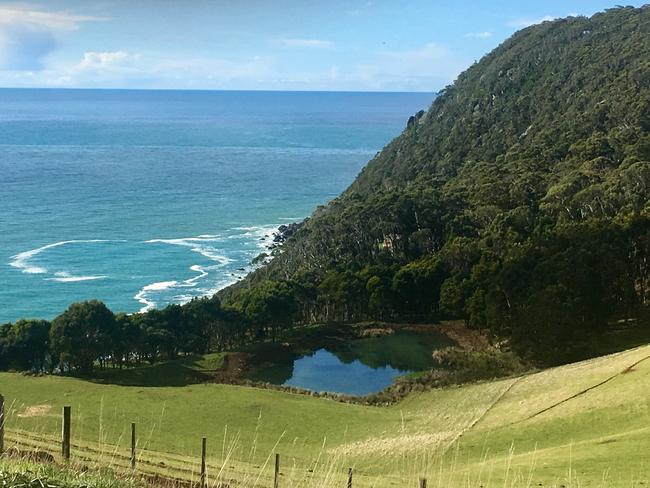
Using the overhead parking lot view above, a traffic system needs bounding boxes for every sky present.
[0,1,645,91]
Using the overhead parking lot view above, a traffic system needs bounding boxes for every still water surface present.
[253,331,455,395]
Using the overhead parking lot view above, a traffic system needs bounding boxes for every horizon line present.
[0,86,438,95]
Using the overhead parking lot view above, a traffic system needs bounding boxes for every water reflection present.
[252,331,455,395]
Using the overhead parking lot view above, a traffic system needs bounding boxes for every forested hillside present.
[2,7,648,376]
[221,6,650,362]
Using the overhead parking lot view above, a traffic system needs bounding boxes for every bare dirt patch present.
[361,320,495,353]
[433,321,495,353]
[205,352,252,382]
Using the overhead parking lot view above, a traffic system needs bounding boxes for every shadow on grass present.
[88,353,225,387]
[587,320,650,358]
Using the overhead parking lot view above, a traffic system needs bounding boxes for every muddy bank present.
[351,320,494,352]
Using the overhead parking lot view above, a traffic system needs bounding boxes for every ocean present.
[0,89,434,323]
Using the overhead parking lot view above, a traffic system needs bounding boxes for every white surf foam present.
[142,236,233,291]
[145,235,234,265]
[189,264,208,279]
[9,239,111,275]
[144,280,178,291]
[136,224,288,312]
[138,235,237,312]
[47,271,108,283]
[229,224,282,252]
[134,280,179,312]
[256,224,284,251]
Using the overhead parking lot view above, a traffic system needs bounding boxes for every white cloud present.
[0,6,107,71]
[0,28,465,91]
[77,51,134,70]
[279,38,333,48]
[0,3,459,90]
[43,51,143,87]
[508,15,557,28]
[464,31,492,38]
[0,7,107,31]
[0,42,464,91]
[1,51,277,89]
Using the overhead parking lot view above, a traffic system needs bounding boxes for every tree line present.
[225,216,648,363]
[0,284,301,375]
[3,214,646,375]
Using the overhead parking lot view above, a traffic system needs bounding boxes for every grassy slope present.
[0,458,144,488]
[0,344,648,487]
[442,345,650,486]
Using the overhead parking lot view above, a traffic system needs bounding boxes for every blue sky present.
[0,1,645,91]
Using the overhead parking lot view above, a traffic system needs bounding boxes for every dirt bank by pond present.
[219,321,494,386]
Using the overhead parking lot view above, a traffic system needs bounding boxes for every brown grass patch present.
[17,404,51,418]
[329,431,457,457]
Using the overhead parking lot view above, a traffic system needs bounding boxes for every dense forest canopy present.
[220,6,650,362]
[1,6,649,374]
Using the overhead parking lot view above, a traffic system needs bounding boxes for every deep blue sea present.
[0,89,433,323]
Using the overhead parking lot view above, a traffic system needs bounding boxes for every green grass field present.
[0,457,145,488]
[1,344,648,487]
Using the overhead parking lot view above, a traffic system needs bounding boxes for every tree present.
[10,319,51,371]
[439,277,472,318]
[239,281,298,340]
[392,256,445,318]
[182,296,222,353]
[50,300,116,375]
[112,313,142,368]
[0,324,12,370]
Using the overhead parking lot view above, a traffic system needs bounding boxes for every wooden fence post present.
[347,467,353,488]
[419,477,427,488]
[62,406,71,460]
[131,422,136,470]
[200,437,207,488]
[0,394,4,455]
[274,453,280,488]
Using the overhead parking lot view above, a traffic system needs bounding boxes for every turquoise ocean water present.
[0,89,433,323]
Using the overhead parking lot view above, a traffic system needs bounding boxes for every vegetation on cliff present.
[221,6,650,363]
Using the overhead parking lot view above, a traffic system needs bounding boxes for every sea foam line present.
[47,271,108,283]
[136,235,234,312]
[9,239,115,275]
[134,281,179,312]
[135,225,282,312]
[145,235,234,266]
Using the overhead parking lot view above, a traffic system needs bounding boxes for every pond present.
[252,330,455,396]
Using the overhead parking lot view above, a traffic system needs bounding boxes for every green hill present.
[0,343,648,486]
[221,6,650,362]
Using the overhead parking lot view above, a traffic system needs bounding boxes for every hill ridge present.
[221,6,650,362]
